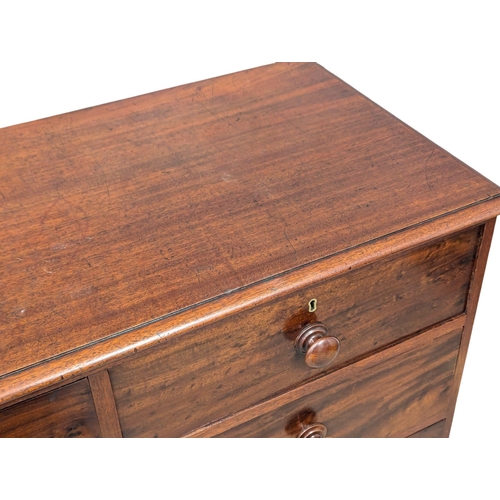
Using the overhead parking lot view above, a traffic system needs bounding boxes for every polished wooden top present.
[1,62,499,380]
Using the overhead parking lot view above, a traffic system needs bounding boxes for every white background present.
[1,1,498,497]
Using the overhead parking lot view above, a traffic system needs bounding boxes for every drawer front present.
[109,227,477,438]
[210,325,462,438]
[0,379,101,438]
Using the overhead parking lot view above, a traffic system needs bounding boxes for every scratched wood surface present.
[109,228,476,438]
[1,62,499,378]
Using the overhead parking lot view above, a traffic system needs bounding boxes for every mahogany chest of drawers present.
[1,62,499,438]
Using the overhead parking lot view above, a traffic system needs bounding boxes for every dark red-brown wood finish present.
[0,62,499,437]
[185,319,464,437]
[108,228,476,437]
[88,370,122,438]
[214,326,462,438]
[0,379,101,438]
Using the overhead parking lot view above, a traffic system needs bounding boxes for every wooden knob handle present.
[294,322,340,368]
[297,423,328,438]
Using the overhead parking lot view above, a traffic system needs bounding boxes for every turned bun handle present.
[297,423,328,438]
[294,322,340,368]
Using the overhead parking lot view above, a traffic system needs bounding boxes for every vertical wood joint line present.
[88,370,123,438]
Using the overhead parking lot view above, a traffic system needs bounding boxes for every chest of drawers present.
[1,62,499,438]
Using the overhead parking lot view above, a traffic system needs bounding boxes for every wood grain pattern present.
[185,316,464,437]
[88,370,122,438]
[444,218,496,436]
[2,62,499,383]
[1,200,497,409]
[109,221,472,439]
[0,379,100,438]
[408,420,447,438]
[210,327,462,438]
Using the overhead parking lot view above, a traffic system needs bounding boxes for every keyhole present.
[308,299,317,313]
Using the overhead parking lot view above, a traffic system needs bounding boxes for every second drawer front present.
[209,325,462,438]
[109,227,477,437]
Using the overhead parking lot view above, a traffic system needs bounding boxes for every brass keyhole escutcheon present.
[308,298,317,313]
